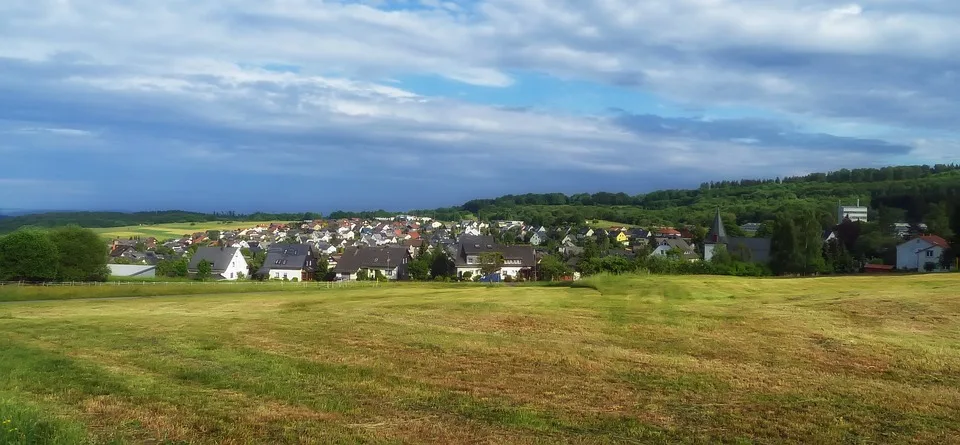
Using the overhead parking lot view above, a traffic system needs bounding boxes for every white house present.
[897,235,951,271]
[530,232,549,246]
[187,247,248,280]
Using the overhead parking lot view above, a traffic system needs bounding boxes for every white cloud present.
[0,0,957,210]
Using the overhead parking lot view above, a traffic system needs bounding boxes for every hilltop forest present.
[1,164,959,236]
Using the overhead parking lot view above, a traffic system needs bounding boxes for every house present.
[703,209,771,263]
[334,246,411,281]
[187,246,248,280]
[530,231,550,246]
[452,236,536,280]
[896,236,951,272]
[316,242,338,256]
[258,244,316,281]
[650,238,699,262]
[107,264,157,278]
[577,228,595,239]
[656,228,682,239]
[613,231,629,245]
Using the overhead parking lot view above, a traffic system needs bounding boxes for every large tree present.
[538,254,570,281]
[478,251,505,277]
[0,229,60,282]
[48,226,110,282]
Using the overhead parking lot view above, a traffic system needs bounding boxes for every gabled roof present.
[915,235,950,249]
[259,244,314,272]
[459,235,498,254]
[334,246,410,273]
[705,208,728,245]
[188,247,241,273]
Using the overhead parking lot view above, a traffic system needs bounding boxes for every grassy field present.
[1,275,959,444]
[92,221,287,241]
[586,220,634,229]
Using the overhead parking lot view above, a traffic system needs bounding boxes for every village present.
[105,202,955,282]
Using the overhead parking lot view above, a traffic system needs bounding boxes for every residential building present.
[334,246,411,281]
[452,235,536,279]
[651,238,699,261]
[896,236,951,271]
[258,244,316,281]
[838,199,869,224]
[530,231,549,246]
[703,209,772,263]
[187,246,248,280]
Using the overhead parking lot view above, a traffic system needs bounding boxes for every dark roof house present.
[258,244,315,276]
[334,246,411,279]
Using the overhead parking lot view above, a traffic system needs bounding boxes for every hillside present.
[1,164,958,233]
[1,274,959,444]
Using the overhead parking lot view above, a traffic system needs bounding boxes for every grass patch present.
[0,275,958,443]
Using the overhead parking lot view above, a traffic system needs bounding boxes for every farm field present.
[1,274,959,444]
[91,221,288,241]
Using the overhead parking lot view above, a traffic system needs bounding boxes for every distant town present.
[103,199,954,283]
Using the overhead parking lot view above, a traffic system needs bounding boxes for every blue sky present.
[1,0,959,213]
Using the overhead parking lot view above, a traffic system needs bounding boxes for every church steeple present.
[705,207,728,245]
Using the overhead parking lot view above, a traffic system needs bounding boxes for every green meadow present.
[92,221,288,241]
[1,274,958,444]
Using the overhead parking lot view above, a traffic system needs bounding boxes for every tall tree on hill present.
[0,229,60,282]
[48,226,110,282]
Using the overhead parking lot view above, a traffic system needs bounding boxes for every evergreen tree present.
[770,216,801,275]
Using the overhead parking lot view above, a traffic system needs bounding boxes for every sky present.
[1,0,959,213]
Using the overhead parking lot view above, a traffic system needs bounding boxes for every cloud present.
[0,0,956,210]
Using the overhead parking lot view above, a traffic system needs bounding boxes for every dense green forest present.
[2,164,958,234]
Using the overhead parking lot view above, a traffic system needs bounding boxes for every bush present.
[0,229,60,282]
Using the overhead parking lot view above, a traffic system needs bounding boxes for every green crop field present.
[92,221,288,241]
[1,275,959,444]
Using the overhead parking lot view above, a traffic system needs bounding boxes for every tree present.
[538,254,570,281]
[315,256,330,281]
[941,247,957,271]
[478,251,505,277]
[796,209,827,275]
[247,251,266,277]
[134,242,146,252]
[925,202,954,239]
[461,271,473,281]
[48,226,110,282]
[769,216,800,275]
[429,248,455,279]
[0,229,60,282]
[408,257,430,281]
[196,259,212,281]
[357,269,370,281]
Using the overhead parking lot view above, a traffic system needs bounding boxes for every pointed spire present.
[706,207,728,245]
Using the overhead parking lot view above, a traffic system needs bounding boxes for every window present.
[230,272,234,279]
[926,250,935,257]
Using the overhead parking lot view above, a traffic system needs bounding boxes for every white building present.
[896,236,950,271]
[838,199,869,224]
[187,247,249,280]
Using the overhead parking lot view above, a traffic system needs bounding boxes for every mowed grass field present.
[1,275,959,444]
[92,221,287,241]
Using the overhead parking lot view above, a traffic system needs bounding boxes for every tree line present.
[0,226,110,282]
